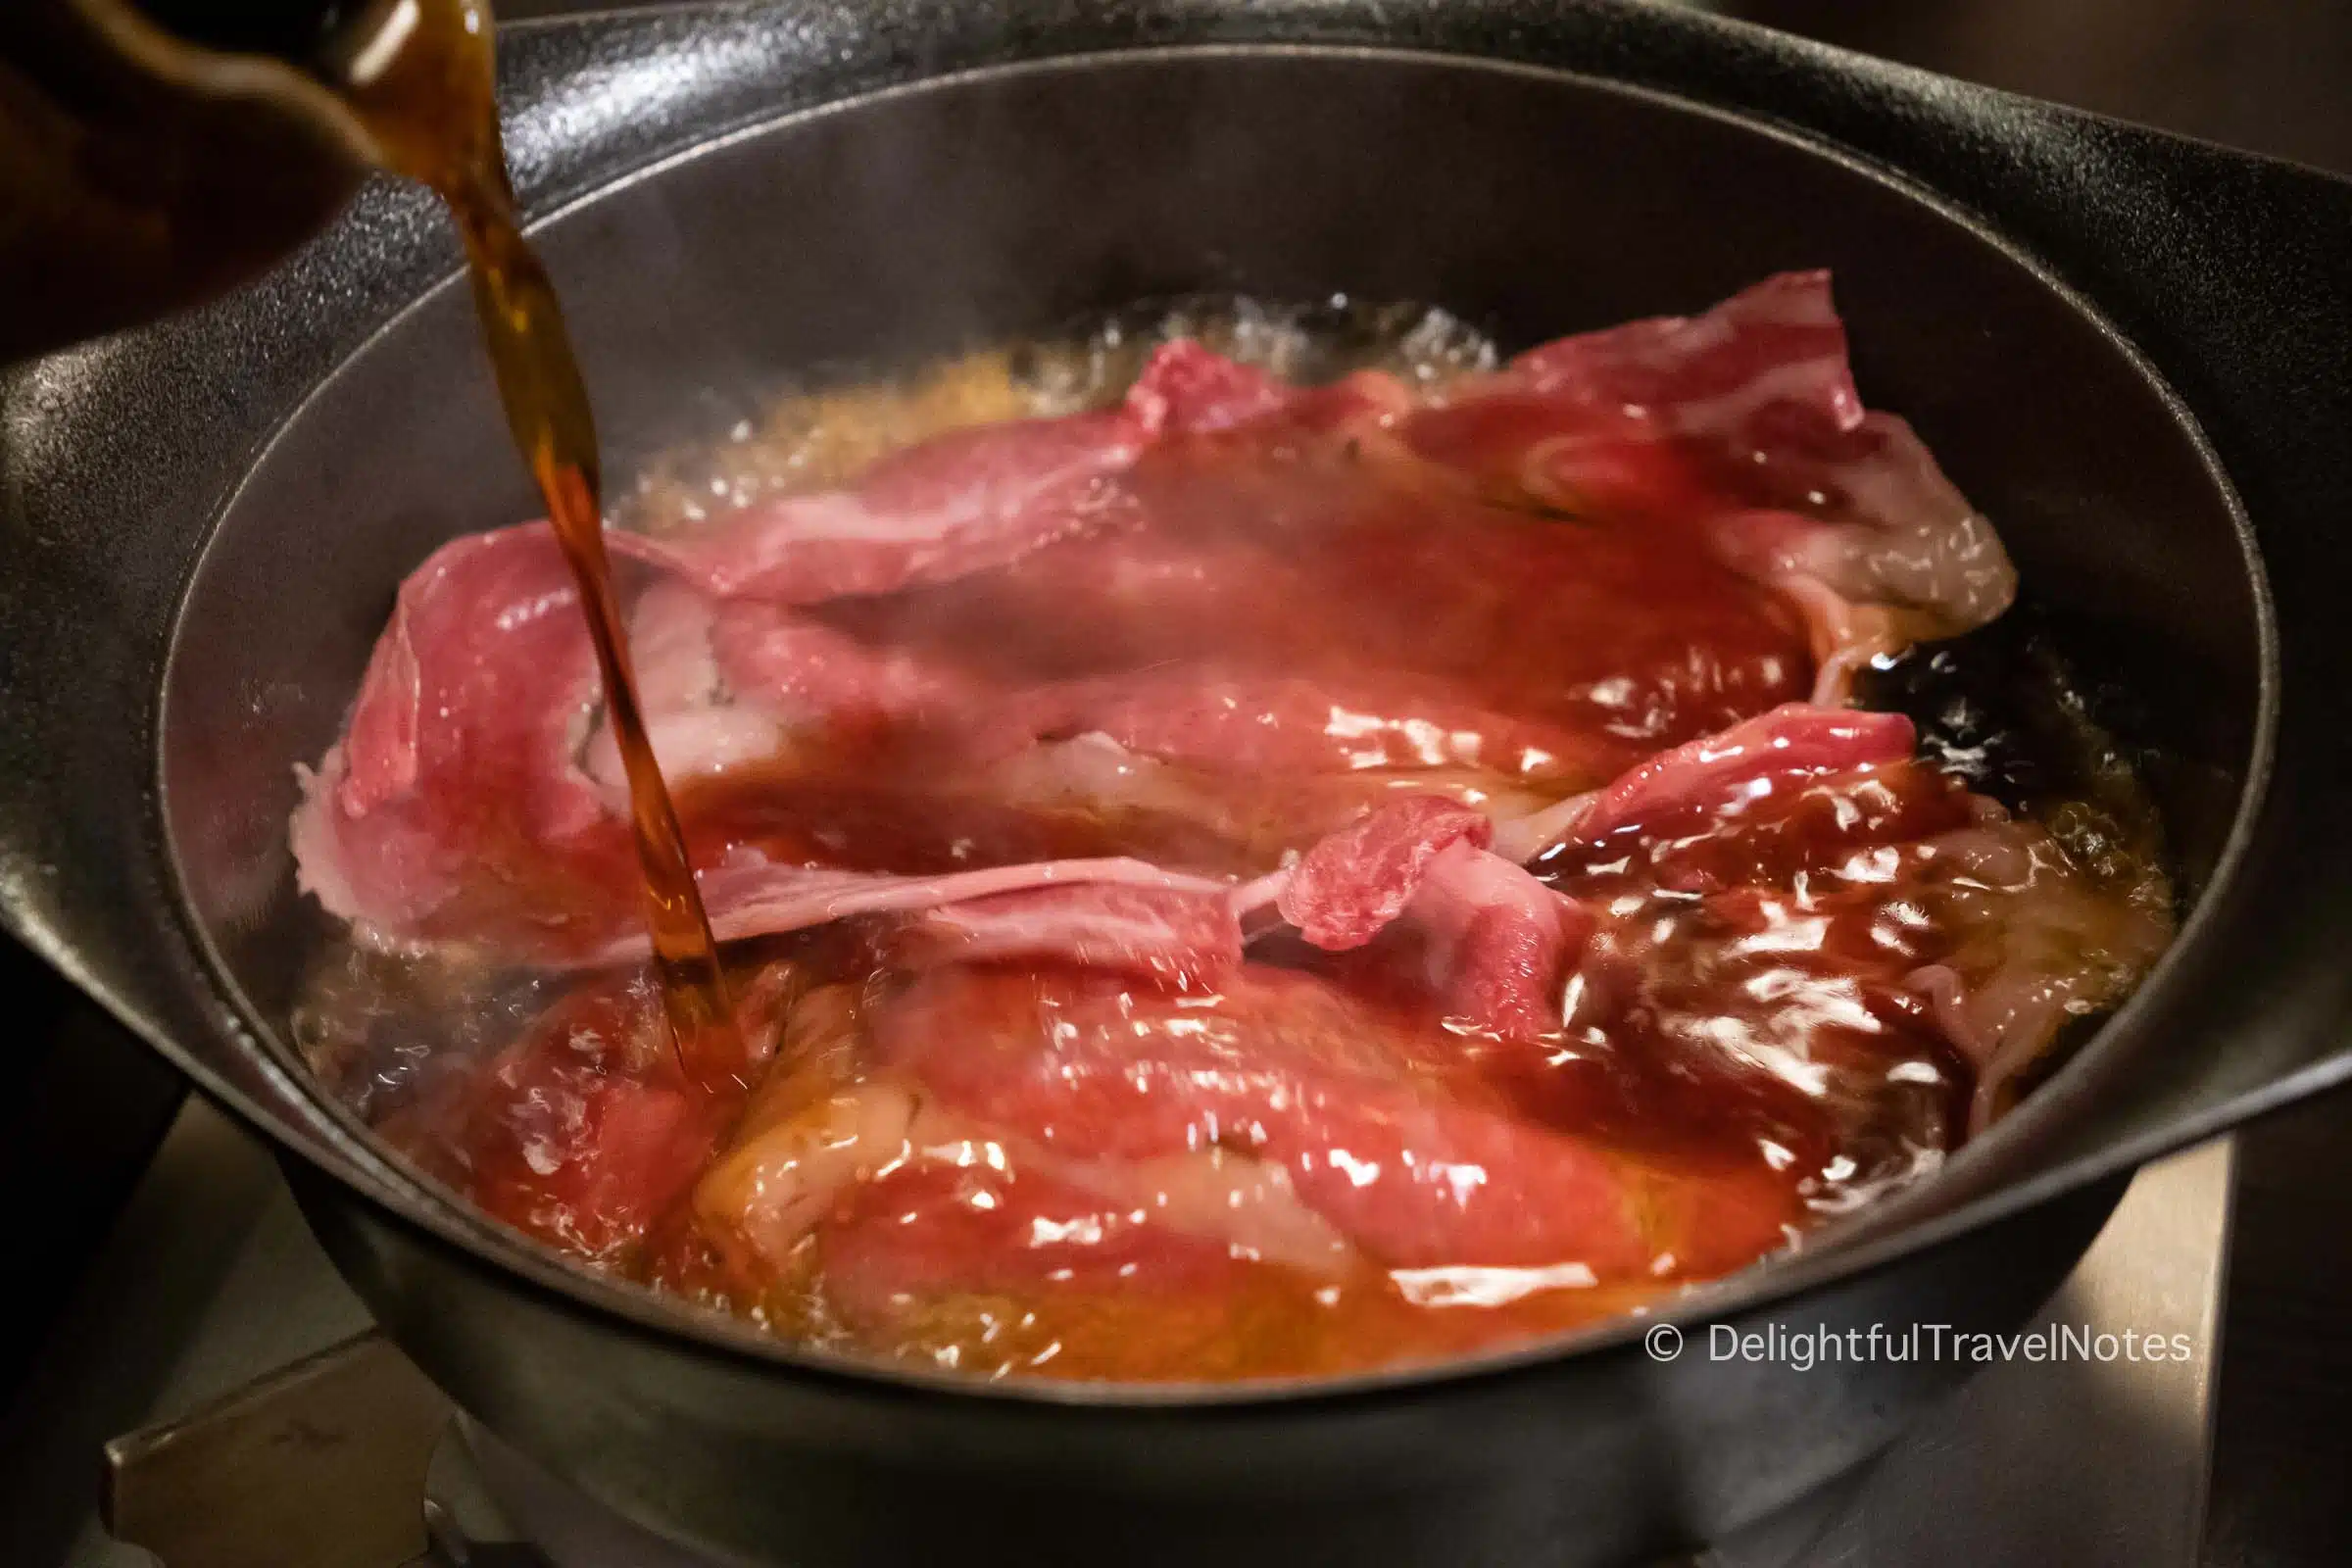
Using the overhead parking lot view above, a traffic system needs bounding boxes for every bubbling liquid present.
[295,293,2174,1382]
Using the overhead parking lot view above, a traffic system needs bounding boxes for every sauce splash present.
[331,0,743,1086]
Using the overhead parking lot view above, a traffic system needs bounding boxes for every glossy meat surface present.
[294,280,2168,1381]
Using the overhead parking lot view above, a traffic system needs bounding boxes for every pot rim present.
[154,37,2278,1412]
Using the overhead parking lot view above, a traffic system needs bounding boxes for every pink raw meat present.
[1697,431,2015,636]
[893,881,1245,988]
[289,345,1287,950]
[707,598,987,726]
[1769,572,1913,707]
[591,588,1012,788]
[1406,840,1592,1041]
[1021,668,1638,782]
[1899,822,2174,1132]
[878,966,1651,1272]
[1273,797,1590,1038]
[293,282,1968,981]
[606,413,1147,604]
[1506,269,1864,436]
[585,852,1239,964]
[291,527,612,948]
[578,581,784,800]
[607,340,1295,605]
[1133,338,1296,431]
[817,1163,1261,1326]
[1277,795,1494,949]
[1569,703,1916,846]
[700,1079,1353,1284]
[1422,270,2013,652]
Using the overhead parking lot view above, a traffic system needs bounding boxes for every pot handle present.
[1905,114,2352,1180]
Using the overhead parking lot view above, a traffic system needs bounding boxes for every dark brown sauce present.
[329,0,743,1087]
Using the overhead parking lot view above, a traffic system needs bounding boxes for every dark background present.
[9,2,2346,1564]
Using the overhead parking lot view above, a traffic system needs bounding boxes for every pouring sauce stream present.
[329,0,744,1088]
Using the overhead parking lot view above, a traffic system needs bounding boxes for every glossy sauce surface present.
[296,297,2174,1381]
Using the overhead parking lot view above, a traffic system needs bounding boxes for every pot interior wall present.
[159,49,2260,1102]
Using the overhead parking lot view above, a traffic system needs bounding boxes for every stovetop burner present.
[60,1103,2230,1568]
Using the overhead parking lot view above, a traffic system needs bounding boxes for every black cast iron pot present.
[5,3,2351,1564]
